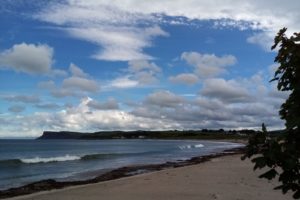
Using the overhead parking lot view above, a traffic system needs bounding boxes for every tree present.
[242,28,300,199]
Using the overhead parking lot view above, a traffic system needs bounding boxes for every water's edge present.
[0,146,245,199]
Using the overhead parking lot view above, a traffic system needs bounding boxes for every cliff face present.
[37,131,85,139]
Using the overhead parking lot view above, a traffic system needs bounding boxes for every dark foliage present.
[242,28,300,198]
[39,129,252,140]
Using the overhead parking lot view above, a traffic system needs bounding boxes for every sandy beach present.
[7,154,291,200]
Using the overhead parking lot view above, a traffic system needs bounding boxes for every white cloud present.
[69,63,88,78]
[35,103,60,110]
[181,52,237,78]
[145,90,184,107]
[0,43,67,76]
[111,0,299,33]
[268,64,279,77]
[247,31,274,51]
[128,60,161,85]
[62,63,100,92]
[50,88,77,98]
[195,97,225,111]
[3,94,41,104]
[0,43,53,74]
[87,98,119,110]
[34,2,154,26]
[201,78,252,103]
[105,60,162,89]
[8,105,25,113]
[230,102,275,117]
[38,0,300,30]
[1,70,289,137]
[39,63,100,98]
[129,73,287,130]
[107,76,139,89]
[35,0,300,52]
[134,71,159,85]
[71,25,168,61]
[62,77,99,92]
[38,80,56,90]
[128,60,161,73]
[169,73,199,85]
[35,1,171,61]
[51,69,68,77]
[0,97,182,137]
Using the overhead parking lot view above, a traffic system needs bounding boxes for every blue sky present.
[0,0,298,138]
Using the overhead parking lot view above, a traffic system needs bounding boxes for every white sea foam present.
[21,155,81,164]
[179,144,204,149]
[194,144,204,148]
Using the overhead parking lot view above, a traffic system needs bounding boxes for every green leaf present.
[252,157,267,170]
[243,27,300,199]
[293,190,300,199]
[259,169,277,180]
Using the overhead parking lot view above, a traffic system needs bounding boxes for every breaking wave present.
[21,155,81,164]
[0,153,128,165]
[179,144,204,150]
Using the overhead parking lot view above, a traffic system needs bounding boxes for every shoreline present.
[0,147,245,199]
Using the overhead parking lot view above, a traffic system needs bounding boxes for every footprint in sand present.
[210,193,219,199]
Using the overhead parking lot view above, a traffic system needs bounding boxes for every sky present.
[0,0,298,138]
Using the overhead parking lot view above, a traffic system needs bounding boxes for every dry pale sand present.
[8,154,292,200]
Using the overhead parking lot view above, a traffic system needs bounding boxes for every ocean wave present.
[21,155,81,164]
[179,144,204,150]
[0,159,23,165]
[0,153,128,165]
[81,153,125,160]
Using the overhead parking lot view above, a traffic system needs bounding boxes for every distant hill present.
[38,131,86,139]
[36,129,275,140]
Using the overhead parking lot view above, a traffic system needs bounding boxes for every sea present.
[0,139,243,190]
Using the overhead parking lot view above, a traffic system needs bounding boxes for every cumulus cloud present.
[61,63,99,93]
[50,89,77,98]
[3,0,297,135]
[105,60,162,89]
[195,97,225,111]
[38,80,56,90]
[0,97,182,137]
[62,77,99,92]
[169,73,199,85]
[8,105,25,113]
[3,94,41,104]
[1,72,289,137]
[130,70,288,129]
[128,60,161,73]
[0,43,53,74]
[106,76,139,89]
[230,102,275,117]
[39,63,100,98]
[0,43,67,76]
[144,90,184,107]
[51,69,68,77]
[181,52,237,78]
[128,60,161,85]
[247,31,274,51]
[130,77,286,130]
[201,78,252,103]
[35,103,60,109]
[87,98,119,110]
[69,63,88,78]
